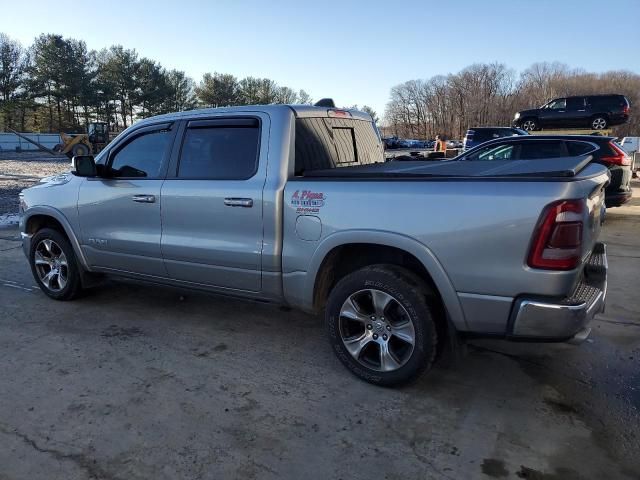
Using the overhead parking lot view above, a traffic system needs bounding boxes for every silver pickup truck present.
[19,104,609,386]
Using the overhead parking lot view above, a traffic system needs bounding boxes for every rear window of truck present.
[294,117,383,175]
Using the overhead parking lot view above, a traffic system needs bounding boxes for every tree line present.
[384,62,640,139]
[0,32,314,133]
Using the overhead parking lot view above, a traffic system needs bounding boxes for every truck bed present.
[303,155,594,179]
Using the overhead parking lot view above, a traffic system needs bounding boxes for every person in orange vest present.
[434,134,447,153]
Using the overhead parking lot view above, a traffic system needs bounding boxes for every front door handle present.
[132,194,156,203]
[224,197,253,208]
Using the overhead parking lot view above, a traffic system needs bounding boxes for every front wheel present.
[325,265,439,387]
[29,228,83,300]
[521,118,538,131]
[71,143,90,157]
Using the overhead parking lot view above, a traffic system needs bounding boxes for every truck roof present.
[133,104,374,128]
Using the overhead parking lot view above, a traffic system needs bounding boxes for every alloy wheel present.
[339,288,416,372]
[33,239,68,292]
[522,120,536,131]
[592,118,607,129]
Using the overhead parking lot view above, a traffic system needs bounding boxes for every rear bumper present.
[509,243,607,343]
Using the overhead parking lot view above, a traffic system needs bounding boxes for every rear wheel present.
[325,265,439,387]
[521,118,538,131]
[591,116,608,130]
[29,228,82,301]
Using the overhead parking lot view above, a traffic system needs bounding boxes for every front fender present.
[20,206,91,271]
[298,229,468,331]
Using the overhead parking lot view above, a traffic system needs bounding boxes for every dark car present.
[513,94,630,131]
[382,136,400,149]
[455,135,632,207]
[463,127,529,150]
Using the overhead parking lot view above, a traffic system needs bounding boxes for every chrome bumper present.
[510,243,607,343]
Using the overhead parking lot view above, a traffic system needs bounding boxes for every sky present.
[2,0,639,118]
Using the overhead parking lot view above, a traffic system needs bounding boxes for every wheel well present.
[591,113,609,120]
[313,243,447,326]
[25,215,66,236]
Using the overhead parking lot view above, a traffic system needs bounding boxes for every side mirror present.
[72,155,97,177]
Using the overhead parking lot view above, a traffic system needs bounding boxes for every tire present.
[71,143,90,157]
[591,116,608,130]
[521,118,538,131]
[29,228,83,301]
[325,265,439,387]
[52,144,62,153]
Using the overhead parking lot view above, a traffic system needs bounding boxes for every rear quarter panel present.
[281,164,609,331]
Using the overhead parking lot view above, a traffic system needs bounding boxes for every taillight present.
[623,104,629,114]
[601,141,631,166]
[528,200,584,270]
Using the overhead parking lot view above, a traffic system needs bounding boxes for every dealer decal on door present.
[291,190,326,214]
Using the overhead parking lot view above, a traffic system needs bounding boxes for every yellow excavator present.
[53,122,110,158]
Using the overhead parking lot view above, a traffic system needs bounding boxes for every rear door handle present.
[224,197,253,208]
[132,194,156,203]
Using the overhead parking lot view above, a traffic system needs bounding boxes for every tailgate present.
[581,171,607,264]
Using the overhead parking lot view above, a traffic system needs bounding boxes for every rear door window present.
[566,97,585,111]
[177,118,260,180]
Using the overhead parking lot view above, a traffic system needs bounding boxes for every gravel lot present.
[0,151,70,219]
[0,154,638,479]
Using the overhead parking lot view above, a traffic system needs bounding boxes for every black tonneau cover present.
[303,155,593,178]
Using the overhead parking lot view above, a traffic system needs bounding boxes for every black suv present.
[463,127,528,150]
[513,95,630,131]
[455,135,632,207]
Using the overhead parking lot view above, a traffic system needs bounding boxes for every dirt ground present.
[0,155,638,479]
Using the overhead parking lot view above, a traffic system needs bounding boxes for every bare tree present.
[384,62,640,138]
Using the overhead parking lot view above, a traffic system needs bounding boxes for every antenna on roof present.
[314,98,336,108]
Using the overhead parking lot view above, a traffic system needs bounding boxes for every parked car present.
[393,139,410,148]
[463,127,528,150]
[20,104,609,387]
[455,134,632,206]
[383,136,400,149]
[513,94,630,131]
